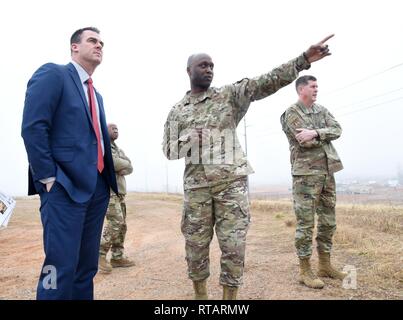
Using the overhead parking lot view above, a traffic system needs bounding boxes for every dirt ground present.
[0,192,401,300]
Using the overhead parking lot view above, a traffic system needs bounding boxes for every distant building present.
[387,180,400,188]
[337,184,374,194]
[398,166,403,185]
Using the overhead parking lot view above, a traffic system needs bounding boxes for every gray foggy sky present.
[0,0,402,196]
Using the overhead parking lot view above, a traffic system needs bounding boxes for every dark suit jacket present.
[22,62,118,203]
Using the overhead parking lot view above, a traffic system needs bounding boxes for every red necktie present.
[87,78,104,173]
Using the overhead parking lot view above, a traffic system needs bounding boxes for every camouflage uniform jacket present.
[280,101,343,175]
[163,54,311,190]
[111,141,133,195]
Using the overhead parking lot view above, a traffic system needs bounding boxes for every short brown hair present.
[295,75,317,92]
[70,27,100,45]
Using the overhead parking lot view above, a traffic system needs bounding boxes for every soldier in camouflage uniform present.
[98,123,135,273]
[163,35,335,299]
[280,75,347,289]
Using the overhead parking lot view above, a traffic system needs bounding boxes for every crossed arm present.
[286,109,342,148]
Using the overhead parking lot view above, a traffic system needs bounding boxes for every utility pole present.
[144,165,148,193]
[398,163,403,185]
[243,117,248,159]
[165,161,169,194]
[243,117,250,197]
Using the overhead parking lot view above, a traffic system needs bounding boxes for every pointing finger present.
[319,34,335,44]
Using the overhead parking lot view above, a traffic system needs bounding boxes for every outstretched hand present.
[304,34,334,63]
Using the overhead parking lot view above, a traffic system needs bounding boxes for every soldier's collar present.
[184,87,215,105]
[296,101,320,114]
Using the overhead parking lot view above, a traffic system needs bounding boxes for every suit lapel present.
[67,63,107,142]
[67,63,93,124]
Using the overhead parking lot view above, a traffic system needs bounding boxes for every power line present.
[332,87,403,111]
[243,61,403,128]
[247,96,403,138]
[323,62,403,96]
[254,130,283,138]
[338,96,403,117]
[244,86,403,130]
[240,62,403,139]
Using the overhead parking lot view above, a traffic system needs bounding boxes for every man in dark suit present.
[21,27,118,300]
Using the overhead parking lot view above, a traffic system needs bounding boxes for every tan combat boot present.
[318,252,347,280]
[110,257,136,268]
[222,285,238,300]
[193,280,208,300]
[299,257,325,289]
[98,255,112,274]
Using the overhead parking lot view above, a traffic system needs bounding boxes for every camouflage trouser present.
[99,194,128,260]
[292,174,337,258]
[181,177,250,287]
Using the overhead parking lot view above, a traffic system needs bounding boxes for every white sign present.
[0,191,16,229]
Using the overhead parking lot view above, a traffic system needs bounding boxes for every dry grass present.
[336,203,402,235]
[250,199,403,297]
[2,192,401,299]
[126,192,183,203]
[251,199,293,213]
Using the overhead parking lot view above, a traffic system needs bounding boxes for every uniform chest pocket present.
[208,104,233,128]
[311,114,326,128]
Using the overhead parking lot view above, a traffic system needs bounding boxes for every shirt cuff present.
[39,177,56,184]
